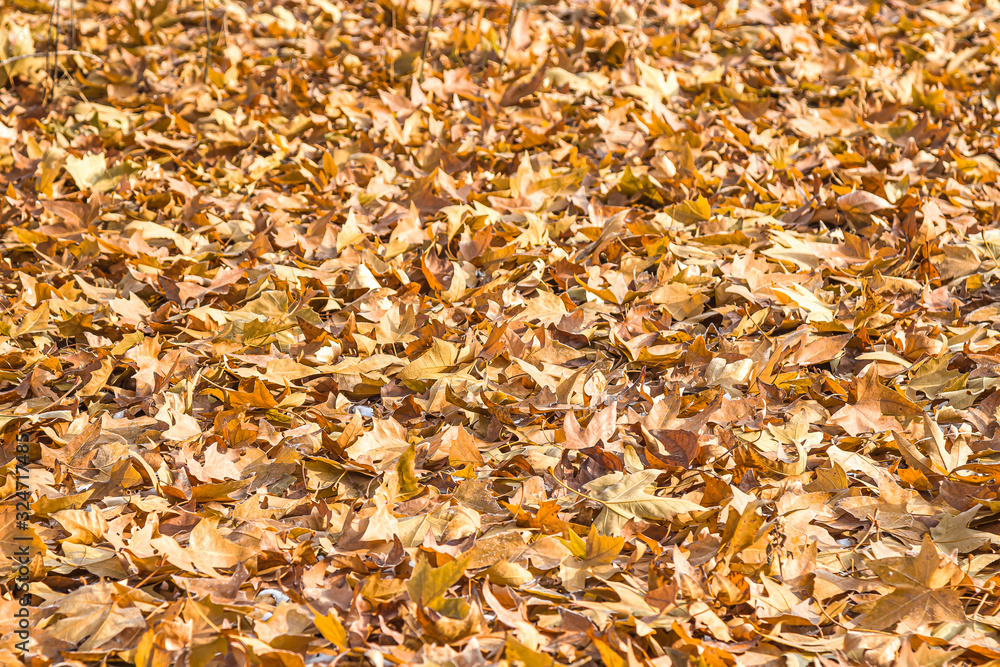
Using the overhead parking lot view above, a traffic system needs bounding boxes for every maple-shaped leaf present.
[931,507,998,553]
[557,524,627,589]
[505,636,555,667]
[830,366,921,436]
[187,518,257,578]
[583,470,705,535]
[406,552,472,610]
[837,189,894,214]
[861,586,965,633]
[861,535,969,632]
[44,582,146,651]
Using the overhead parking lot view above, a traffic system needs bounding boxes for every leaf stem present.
[499,0,520,75]
[417,0,436,82]
[547,467,607,507]
[0,50,102,70]
[203,0,212,84]
[46,0,61,105]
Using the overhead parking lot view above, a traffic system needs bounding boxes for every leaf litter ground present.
[3,0,1000,665]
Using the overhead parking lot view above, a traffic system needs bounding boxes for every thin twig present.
[203,0,211,84]
[417,0,436,82]
[628,0,652,79]
[68,0,75,50]
[0,50,102,70]
[47,0,60,104]
[499,0,520,75]
[630,0,652,46]
[46,0,55,82]
[547,468,605,506]
[222,3,231,54]
[387,5,395,84]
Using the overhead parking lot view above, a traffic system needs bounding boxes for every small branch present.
[203,0,212,84]
[630,0,652,47]
[499,0,520,75]
[387,5,396,84]
[417,0,436,82]
[46,0,60,104]
[547,467,606,507]
[628,0,652,79]
[0,50,102,71]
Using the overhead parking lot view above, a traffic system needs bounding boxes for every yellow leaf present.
[506,637,554,667]
[395,443,421,500]
[314,612,348,649]
[406,552,471,608]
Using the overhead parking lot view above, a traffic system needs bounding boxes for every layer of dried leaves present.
[4,0,1000,664]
